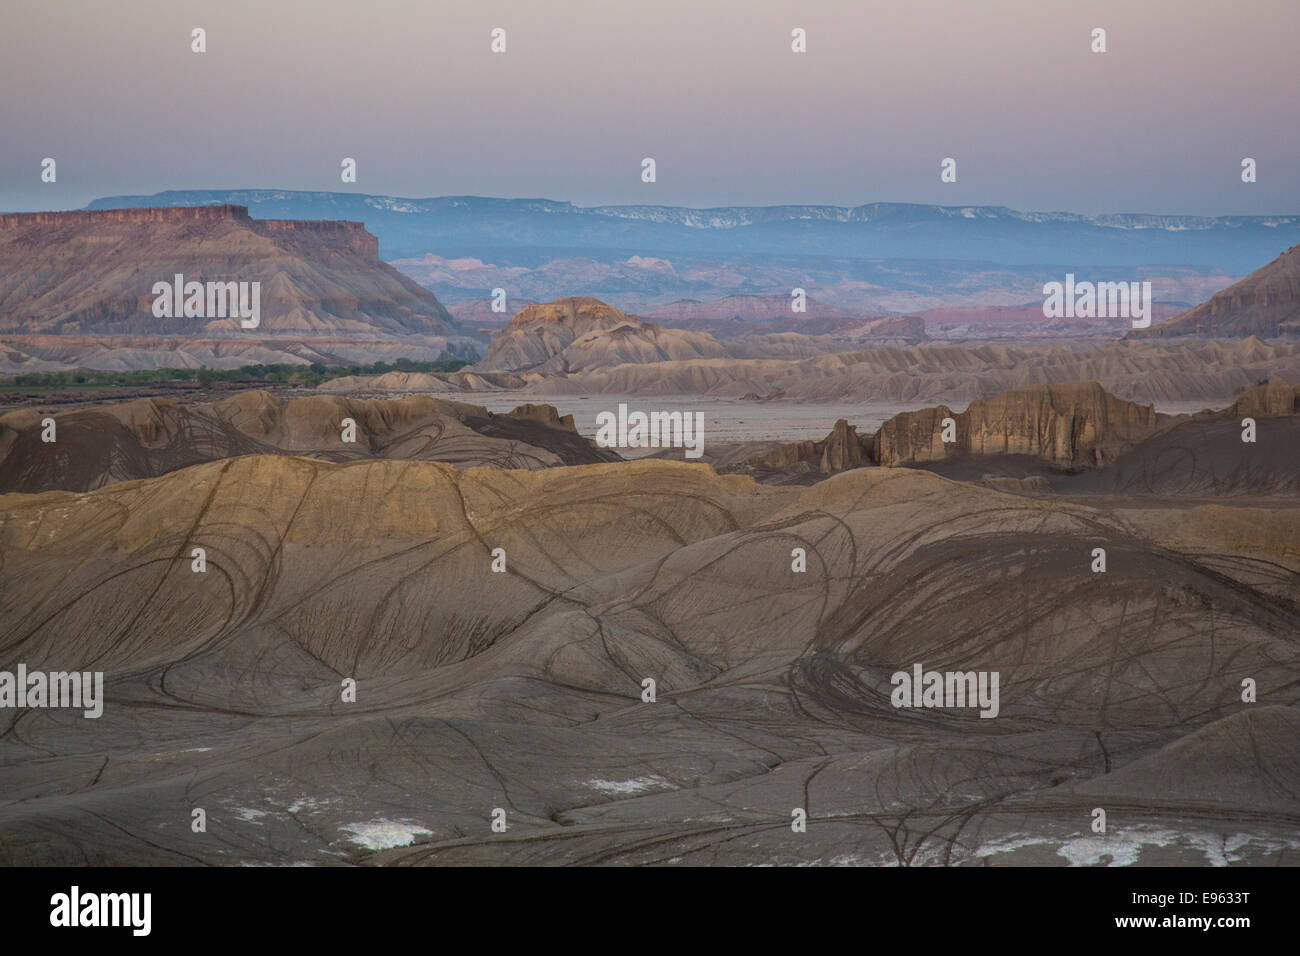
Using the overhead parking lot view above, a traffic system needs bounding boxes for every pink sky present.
[2,0,1296,214]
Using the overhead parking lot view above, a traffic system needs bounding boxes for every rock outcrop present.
[820,419,867,472]
[700,418,873,484]
[873,383,1162,469]
[1230,378,1299,418]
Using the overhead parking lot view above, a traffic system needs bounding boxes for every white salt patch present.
[234,808,268,824]
[340,819,432,850]
[1055,827,1300,867]
[588,775,673,795]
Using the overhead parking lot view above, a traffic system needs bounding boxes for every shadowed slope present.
[0,391,620,492]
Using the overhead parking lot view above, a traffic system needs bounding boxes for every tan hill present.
[534,316,730,373]
[1140,244,1300,339]
[0,391,617,492]
[2,457,1298,864]
[0,206,481,370]
[474,296,842,375]
[476,296,731,372]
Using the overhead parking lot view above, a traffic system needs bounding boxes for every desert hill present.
[14,378,1296,497]
[0,391,617,492]
[2,456,1297,864]
[1141,244,1300,339]
[476,297,732,372]
[475,296,849,375]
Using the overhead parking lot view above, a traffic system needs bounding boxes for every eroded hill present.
[0,457,1296,865]
[0,391,618,492]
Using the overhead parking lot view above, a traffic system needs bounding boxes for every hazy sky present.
[2,0,1296,215]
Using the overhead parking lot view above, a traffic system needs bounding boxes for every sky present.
[2,0,1296,215]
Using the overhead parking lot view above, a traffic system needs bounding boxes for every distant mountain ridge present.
[83,190,1300,272]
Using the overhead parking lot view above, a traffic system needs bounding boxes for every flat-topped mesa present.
[0,205,454,337]
[0,205,378,260]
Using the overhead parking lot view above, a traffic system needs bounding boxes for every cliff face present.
[820,418,867,472]
[1142,245,1300,339]
[0,205,255,228]
[873,405,958,467]
[0,205,453,338]
[873,383,1161,469]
